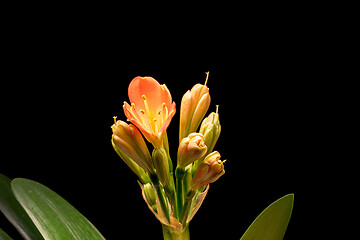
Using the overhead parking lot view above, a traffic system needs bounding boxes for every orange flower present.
[123,77,176,147]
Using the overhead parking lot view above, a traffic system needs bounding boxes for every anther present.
[140,109,145,114]
[142,95,147,100]
[205,71,209,86]
[113,116,117,124]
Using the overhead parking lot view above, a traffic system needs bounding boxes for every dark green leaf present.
[11,178,106,240]
[0,227,14,240]
[0,174,43,240]
[240,194,294,240]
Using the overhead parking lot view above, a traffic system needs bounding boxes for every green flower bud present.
[143,183,157,212]
[199,106,221,155]
[152,147,170,186]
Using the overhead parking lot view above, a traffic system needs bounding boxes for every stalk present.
[162,224,190,240]
[179,190,195,225]
[151,173,171,224]
[163,131,177,216]
[175,167,185,219]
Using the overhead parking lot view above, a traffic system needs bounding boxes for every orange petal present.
[158,102,176,137]
[128,77,172,114]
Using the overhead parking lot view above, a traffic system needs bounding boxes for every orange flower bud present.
[179,75,211,142]
[112,119,154,174]
[177,133,207,168]
[191,151,225,189]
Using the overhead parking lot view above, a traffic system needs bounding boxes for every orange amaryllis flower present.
[123,76,176,147]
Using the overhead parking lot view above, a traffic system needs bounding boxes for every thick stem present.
[179,190,195,224]
[162,224,190,240]
[175,167,185,219]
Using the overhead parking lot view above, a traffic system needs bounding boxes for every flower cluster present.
[111,74,225,236]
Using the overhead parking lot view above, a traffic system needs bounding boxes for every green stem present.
[151,173,171,224]
[175,167,185,219]
[162,223,190,240]
[164,180,176,216]
[179,190,195,224]
[162,131,177,216]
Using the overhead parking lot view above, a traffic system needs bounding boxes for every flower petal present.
[128,77,172,114]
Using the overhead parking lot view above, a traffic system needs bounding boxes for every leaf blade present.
[240,194,294,240]
[0,174,43,240]
[0,227,14,240]
[11,178,106,240]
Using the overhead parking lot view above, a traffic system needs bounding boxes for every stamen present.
[216,105,219,114]
[129,104,143,124]
[142,94,152,118]
[162,103,168,116]
[113,116,117,124]
[153,118,159,133]
[162,103,168,122]
[205,71,209,86]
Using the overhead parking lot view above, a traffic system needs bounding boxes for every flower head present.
[123,77,176,147]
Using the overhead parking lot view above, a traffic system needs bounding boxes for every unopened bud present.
[191,151,225,189]
[199,107,221,155]
[179,78,211,142]
[112,119,154,174]
[143,183,157,212]
[152,147,170,186]
[178,133,207,168]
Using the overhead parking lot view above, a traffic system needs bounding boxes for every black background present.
[1,6,328,240]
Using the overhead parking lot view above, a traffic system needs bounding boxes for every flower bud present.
[191,151,225,189]
[143,183,157,212]
[152,147,170,186]
[178,133,207,168]
[199,108,221,155]
[111,140,150,183]
[112,119,154,174]
[179,82,210,142]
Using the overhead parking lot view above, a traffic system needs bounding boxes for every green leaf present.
[11,178,106,240]
[0,174,43,240]
[0,227,14,240]
[240,194,294,240]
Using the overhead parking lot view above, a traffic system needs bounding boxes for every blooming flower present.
[123,77,176,147]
